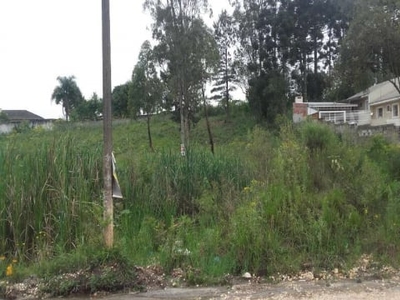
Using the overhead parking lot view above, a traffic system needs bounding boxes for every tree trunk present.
[202,84,214,155]
[184,101,190,149]
[180,90,186,156]
[314,34,318,74]
[64,101,70,122]
[147,113,154,152]
[303,52,308,102]
[225,47,230,121]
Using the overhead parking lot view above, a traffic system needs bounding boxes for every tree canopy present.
[337,0,400,95]
[211,10,238,119]
[54,0,400,126]
[144,0,217,150]
[51,76,83,122]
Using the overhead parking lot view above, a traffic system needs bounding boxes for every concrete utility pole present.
[102,0,113,248]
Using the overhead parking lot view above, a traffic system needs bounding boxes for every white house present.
[346,79,400,127]
[0,109,53,134]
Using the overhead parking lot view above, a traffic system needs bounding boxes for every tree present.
[338,0,400,94]
[197,23,219,154]
[51,76,83,122]
[232,0,290,123]
[229,0,352,121]
[112,84,130,118]
[212,10,238,120]
[70,93,102,122]
[129,40,164,151]
[144,0,214,153]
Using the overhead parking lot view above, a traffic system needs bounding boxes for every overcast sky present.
[0,1,231,119]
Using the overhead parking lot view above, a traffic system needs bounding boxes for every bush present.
[300,121,337,152]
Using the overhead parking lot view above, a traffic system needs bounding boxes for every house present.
[293,96,358,124]
[346,79,400,127]
[293,79,400,128]
[0,109,52,134]
[292,80,400,140]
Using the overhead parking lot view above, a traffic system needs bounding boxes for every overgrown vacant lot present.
[1,108,400,297]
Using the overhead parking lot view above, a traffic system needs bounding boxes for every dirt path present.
[87,277,400,300]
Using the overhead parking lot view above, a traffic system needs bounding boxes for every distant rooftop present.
[2,110,45,121]
[346,79,400,103]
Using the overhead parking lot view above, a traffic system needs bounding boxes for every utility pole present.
[102,0,113,248]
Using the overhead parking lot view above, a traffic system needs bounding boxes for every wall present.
[0,121,53,135]
[333,123,399,143]
[293,103,308,123]
[0,124,14,134]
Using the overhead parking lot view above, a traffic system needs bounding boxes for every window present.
[378,107,383,118]
[393,104,399,117]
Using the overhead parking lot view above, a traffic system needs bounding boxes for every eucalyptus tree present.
[129,40,163,151]
[321,0,352,73]
[144,0,214,153]
[212,10,237,120]
[338,0,400,94]
[230,0,352,116]
[51,76,83,122]
[196,21,219,154]
[231,0,290,122]
[230,0,267,80]
[279,0,330,101]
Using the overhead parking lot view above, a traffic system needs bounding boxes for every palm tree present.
[51,76,83,121]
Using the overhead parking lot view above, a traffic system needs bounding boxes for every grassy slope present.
[2,108,400,292]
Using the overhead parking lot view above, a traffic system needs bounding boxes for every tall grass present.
[0,134,103,260]
[2,115,400,282]
[116,148,250,273]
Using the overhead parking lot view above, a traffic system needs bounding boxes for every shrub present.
[300,121,337,152]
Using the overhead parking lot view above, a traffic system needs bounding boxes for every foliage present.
[2,109,400,292]
[51,76,83,122]
[144,0,217,148]
[248,71,289,124]
[12,120,32,134]
[300,121,337,152]
[211,10,238,119]
[112,84,130,118]
[337,0,400,94]
[70,93,102,122]
[227,0,352,121]
[38,247,137,296]
[0,134,103,261]
[8,0,400,291]
[128,41,163,119]
[0,111,9,124]
[128,40,165,151]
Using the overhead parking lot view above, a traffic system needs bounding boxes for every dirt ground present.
[93,277,400,300]
[7,255,400,299]
[101,256,400,300]
[119,255,400,300]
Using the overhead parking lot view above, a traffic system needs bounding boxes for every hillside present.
[1,107,400,296]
